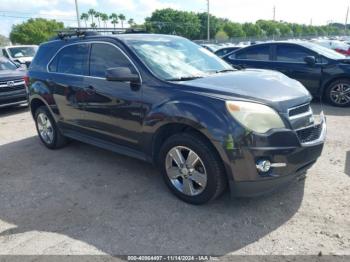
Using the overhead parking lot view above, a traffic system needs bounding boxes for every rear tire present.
[325,79,350,107]
[159,133,227,205]
[34,106,68,149]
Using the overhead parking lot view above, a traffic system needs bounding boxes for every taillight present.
[24,75,29,93]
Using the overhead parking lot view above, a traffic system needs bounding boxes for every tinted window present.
[90,43,133,78]
[235,45,270,61]
[51,44,89,75]
[276,45,312,62]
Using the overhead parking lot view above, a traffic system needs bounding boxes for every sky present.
[0,0,349,37]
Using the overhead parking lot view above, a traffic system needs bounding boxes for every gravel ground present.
[0,103,349,259]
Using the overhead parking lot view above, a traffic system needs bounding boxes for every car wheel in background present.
[159,133,227,205]
[325,79,350,107]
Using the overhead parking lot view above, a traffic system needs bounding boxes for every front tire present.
[159,133,227,205]
[325,79,350,107]
[34,106,67,149]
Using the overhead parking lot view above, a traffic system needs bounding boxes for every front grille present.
[0,79,25,93]
[289,104,310,117]
[296,124,323,144]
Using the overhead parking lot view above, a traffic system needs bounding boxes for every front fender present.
[141,99,236,181]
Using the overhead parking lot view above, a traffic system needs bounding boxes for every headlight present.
[226,101,285,133]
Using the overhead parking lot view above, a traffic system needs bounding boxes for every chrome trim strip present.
[0,100,28,108]
[0,81,25,88]
[289,109,313,120]
[270,163,287,168]
[46,41,142,84]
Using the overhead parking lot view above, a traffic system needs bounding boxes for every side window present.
[235,45,270,61]
[89,43,134,78]
[49,44,89,75]
[276,45,312,63]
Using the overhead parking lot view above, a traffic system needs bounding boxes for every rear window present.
[235,45,270,61]
[49,44,89,75]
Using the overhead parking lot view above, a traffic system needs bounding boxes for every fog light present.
[256,160,271,173]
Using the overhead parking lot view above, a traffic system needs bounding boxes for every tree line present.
[144,9,347,41]
[8,8,347,45]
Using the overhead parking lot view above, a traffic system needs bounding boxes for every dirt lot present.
[0,103,349,259]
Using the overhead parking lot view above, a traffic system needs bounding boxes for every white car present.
[312,40,350,56]
[1,45,38,67]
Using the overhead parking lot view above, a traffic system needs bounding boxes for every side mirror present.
[304,56,316,65]
[106,67,139,83]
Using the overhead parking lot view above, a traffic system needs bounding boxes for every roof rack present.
[53,27,147,40]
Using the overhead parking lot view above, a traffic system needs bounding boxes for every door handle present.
[85,85,96,95]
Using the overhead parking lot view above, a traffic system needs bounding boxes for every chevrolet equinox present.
[28,32,326,204]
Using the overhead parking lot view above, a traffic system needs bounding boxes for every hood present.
[0,69,26,82]
[178,69,312,112]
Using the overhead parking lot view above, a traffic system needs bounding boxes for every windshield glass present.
[0,59,17,70]
[126,36,233,80]
[8,46,37,58]
[303,42,347,60]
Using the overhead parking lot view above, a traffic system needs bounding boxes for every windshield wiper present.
[166,76,205,81]
[215,69,236,73]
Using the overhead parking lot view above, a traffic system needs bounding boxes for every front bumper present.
[227,113,326,197]
[0,90,28,108]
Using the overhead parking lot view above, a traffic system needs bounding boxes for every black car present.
[28,32,326,204]
[0,57,27,108]
[215,46,241,57]
[223,41,350,107]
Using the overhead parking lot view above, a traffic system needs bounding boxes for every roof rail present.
[53,27,147,40]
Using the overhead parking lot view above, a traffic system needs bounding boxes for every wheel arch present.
[145,100,234,183]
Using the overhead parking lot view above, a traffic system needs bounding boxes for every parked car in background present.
[224,41,350,107]
[201,43,220,52]
[312,40,350,56]
[215,46,241,57]
[1,45,38,68]
[28,32,325,204]
[0,56,27,108]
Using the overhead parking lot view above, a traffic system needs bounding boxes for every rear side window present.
[276,45,312,63]
[235,45,270,61]
[49,44,89,75]
[89,43,134,78]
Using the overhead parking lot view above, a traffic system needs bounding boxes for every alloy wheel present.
[165,146,207,196]
[330,83,350,106]
[37,113,54,144]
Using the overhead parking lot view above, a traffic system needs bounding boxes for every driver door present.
[78,42,143,150]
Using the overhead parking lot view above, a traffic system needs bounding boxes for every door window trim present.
[46,41,142,83]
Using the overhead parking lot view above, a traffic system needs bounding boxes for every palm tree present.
[128,18,135,28]
[95,12,101,27]
[109,13,119,29]
[118,14,126,29]
[100,13,109,28]
[88,9,96,26]
[80,13,89,28]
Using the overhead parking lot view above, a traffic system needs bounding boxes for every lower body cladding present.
[0,89,28,108]
[226,113,326,197]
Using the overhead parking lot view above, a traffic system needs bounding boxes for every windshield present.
[126,37,233,80]
[303,42,347,60]
[8,46,37,58]
[0,59,17,70]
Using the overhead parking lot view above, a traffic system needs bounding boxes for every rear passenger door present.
[48,43,90,127]
[79,42,142,149]
[226,45,272,69]
[270,44,322,94]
